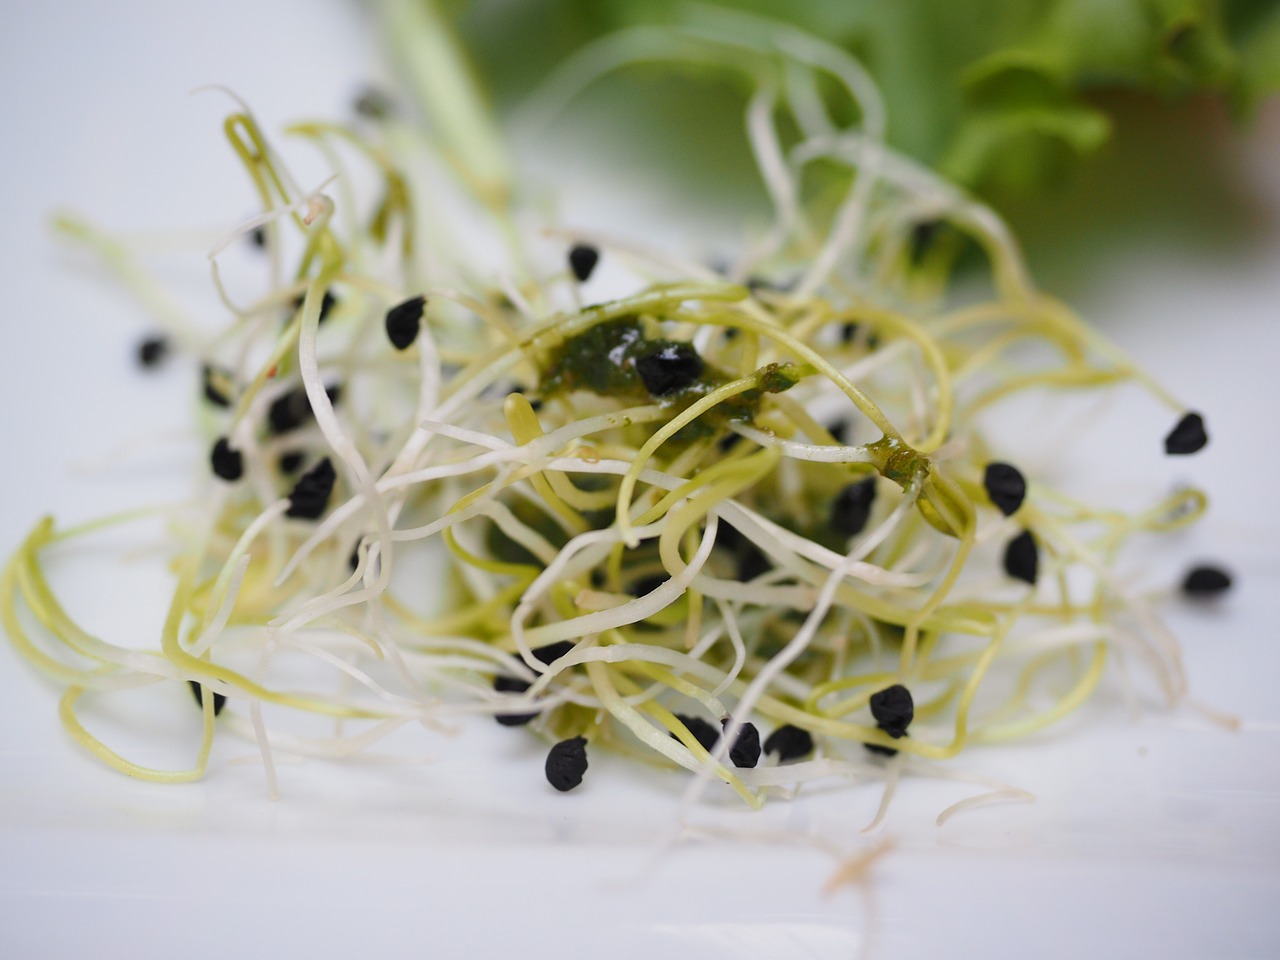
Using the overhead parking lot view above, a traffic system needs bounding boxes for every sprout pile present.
[2,14,1220,819]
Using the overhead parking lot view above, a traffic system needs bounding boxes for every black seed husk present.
[722,719,761,768]
[869,684,914,737]
[188,681,226,716]
[763,724,814,763]
[635,343,703,396]
[138,335,168,369]
[285,457,336,519]
[545,736,588,791]
[1181,564,1232,597]
[385,295,425,351]
[673,714,720,753]
[1165,411,1208,455]
[831,476,877,536]
[568,244,599,283]
[210,437,243,481]
[984,462,1026,516]
[1003,529,1039,584]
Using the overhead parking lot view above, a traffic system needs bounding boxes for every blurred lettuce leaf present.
[449,0,1280,203]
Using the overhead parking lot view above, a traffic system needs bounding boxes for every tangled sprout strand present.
[4,14,1209,816]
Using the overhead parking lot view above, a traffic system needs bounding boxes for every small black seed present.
[279,451,305,474]
[869,684,914,737]
[840,322,859,344]
[673,714,720,752]
[188,680,226,716]
[722,719,761,768]
[568,244,599,282]
[545,736,588,791]
[763,724,814,763]
[827,419,850,446]
[293,289,338,325]
[354,86,394,119]
[285,457,336,519]
[531,641,575,666]
[589,569,605,588]
[908,219,942,263]
[717,431,743,452]
[1003,529,1039,585]
[983,462,1026,516]
[864,742,899,757]
[1165,411,1207,455]
[493,672,536,726]
[202,364,233,407]
[831,476,877,536]
[635,343,704,397]
[210,437,243,481]
[385,295,425,351]
[267,384,341,435]
[137,335,169,369]
[1181,564,1232,597]
[628,575,668,597]
[249,225,266,248]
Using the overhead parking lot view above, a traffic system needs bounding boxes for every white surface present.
[2,3,1280,958]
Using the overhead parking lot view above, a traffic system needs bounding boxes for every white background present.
[2,2,1279,958]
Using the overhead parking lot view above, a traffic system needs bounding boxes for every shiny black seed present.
[840,322,859,344]
[635,343,703,397]
[568,244,599,282]
[285,457,336,519]
[202,364,233,407]
[1181,564,1232,597]
[869,684,914,737]
[673,714,719,753]
[545,736,588,791]
[188,681,226,716]
[531,641,575,666]
[1003,529,1039,585]
[279,451,305,474]
[722,719,761,768]
[831,476,877,536]
[249,225,266,248]
[827,419,850,445]
[983,462,1026,516]
[1165,411,1207,455]
[267,384,341,435]
[137,335,168,369]
[210,437,243,481]
[764,724,814,763]
[385,295,425,351]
